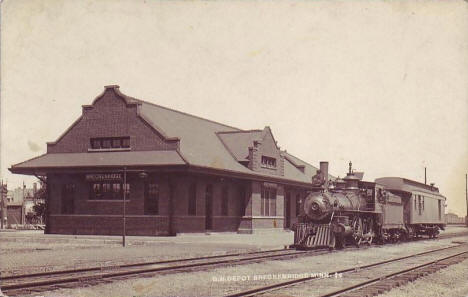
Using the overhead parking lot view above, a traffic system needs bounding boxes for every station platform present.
[0,229,294,274]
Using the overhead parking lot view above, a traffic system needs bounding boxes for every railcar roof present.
[375,177,445,198]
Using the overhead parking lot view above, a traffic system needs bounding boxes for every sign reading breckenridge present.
[85,173,122,182]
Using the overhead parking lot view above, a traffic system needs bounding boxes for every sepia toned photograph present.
[0,1,467,296]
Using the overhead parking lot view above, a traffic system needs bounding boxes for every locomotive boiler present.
[293,161,446,250]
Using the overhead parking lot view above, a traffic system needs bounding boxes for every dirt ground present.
[380,257,468,297]
[13,234,467,297]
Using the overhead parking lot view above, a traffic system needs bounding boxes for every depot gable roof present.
[10,86,321,186]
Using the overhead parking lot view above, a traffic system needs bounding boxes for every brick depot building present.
[10,85,323,236]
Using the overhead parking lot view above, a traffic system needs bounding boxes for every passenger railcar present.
[293,162,446,249]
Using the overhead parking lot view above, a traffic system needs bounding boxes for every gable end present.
[47,86,180,153]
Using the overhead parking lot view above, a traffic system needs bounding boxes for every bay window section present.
[261,186,277,216]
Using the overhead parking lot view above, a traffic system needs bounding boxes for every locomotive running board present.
[292,224,335,250]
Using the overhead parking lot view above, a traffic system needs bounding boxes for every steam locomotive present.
[293,162,446,249]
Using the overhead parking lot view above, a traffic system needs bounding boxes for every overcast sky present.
[1,0,467,216]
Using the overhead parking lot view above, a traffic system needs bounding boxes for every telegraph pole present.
[465,173,467,226]
[122,167,127,247]
[0,180,4,229]
[424,167,427,185]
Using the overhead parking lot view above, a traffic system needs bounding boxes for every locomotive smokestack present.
[320,161,329,182]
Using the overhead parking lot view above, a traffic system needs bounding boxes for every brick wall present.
[248,127,284,176]
[47,172,252,235]
[171,175,247,232]
[49,215,169,236]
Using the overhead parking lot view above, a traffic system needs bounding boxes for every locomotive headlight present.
[311,202,319,211]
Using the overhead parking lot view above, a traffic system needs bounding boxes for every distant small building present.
[5,184,41,226]
[6,202,23,226]
[445,212,465,224]
[6,184,36,205]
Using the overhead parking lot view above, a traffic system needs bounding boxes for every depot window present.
[261,186,277,216]
[90,182,130,200]
[261,156,277,169]
[90,137,130,150]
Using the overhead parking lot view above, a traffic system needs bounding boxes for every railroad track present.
[1,248,327,296]
[223,243,468,297]
[2,231,466,296]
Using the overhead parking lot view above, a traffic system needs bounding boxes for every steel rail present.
[319,250,468,297]
[2,231,466,295]
[1,247,296,280]
[1,249,328,293]
[223,244,467,297]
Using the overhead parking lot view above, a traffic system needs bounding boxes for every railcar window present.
[438,200,442,220]
[418,195,422,215]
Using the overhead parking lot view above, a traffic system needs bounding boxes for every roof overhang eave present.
[186,165,313,189]
[8,164,189,176]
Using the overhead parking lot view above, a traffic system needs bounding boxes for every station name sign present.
[263,182,277,188]
[85,173,122,182]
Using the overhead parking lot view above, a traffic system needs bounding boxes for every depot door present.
[205,184,213,230]
[61,184,75,214]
